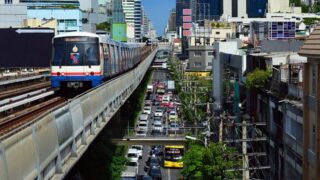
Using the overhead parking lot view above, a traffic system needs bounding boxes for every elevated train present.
[51,32,142,90]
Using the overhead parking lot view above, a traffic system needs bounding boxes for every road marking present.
[168,168,171,180]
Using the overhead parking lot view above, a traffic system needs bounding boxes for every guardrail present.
[0,49,158,180]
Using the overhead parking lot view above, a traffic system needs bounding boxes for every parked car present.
[131,145,143,158]
[126,148,139,162]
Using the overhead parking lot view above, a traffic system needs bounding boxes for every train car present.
[51,32,141,90]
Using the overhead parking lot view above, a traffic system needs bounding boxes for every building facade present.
[134,0,142,41]
[122,0,135,41]
[298,26,320,180]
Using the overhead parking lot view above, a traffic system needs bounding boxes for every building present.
[134,0,142,41]
[176,0,191,28]
[112,0,125,23]
[122,0,135,41]
[298,25,320,180]
[221,0,248,20]
[268,0,291,13]
[168,9,176,32]
[0,4,27,28]
[247,0,267,18]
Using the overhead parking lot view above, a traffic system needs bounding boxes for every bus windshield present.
[52,36,99,66]
[164,146,184,162]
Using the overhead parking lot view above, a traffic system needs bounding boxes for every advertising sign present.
[112,23,127,42]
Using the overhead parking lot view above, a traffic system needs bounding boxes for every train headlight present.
[90,71,94,76]
[57,72,61,76]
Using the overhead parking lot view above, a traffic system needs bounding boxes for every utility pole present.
[242,120,249,179]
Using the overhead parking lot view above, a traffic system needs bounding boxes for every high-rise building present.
[134,0,142,41]
[247,0,267,18]
[112,0,125,23]
[168,9,176,32]
[122,0,135,40]
[222,0,247,19]
[176,0,191,28]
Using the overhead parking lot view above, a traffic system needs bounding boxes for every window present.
[194,52,201,57]
[65,20,77,27]
[208,51,214,56]
[215,31,220,35]
[285,116,303,142]
[208,62,212,66]
[5,0,12,4]
[194,62,202,67]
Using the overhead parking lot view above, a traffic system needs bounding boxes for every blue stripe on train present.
[51,75,103,88]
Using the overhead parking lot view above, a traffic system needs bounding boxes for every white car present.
[123,161,139,176]
[131,145,143,158]
[153,121,163,133]
[154,109,163,117]
[138,121,148,130]
[143,106,152,114]
[136,129,147,136]
[139,113,149,124]
[126,148,139,162]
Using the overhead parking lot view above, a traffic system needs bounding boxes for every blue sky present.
[141,0,175,36]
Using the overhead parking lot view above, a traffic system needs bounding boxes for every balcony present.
[288,84,303,100]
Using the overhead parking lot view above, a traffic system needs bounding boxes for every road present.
[136,66,182,180]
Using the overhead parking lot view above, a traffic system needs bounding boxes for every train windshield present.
[52,36,99,66]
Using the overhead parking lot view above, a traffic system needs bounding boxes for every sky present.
[141,0,175,36]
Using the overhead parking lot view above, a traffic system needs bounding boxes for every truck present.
[167,80,175,91]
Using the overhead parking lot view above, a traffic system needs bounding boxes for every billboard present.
[0,28,54,67]
[112,23,127,42]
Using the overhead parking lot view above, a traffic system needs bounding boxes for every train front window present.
[52,36,99,66]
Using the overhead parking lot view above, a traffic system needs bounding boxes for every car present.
[139,113,149,123]
[126,148,139,162]
[143,106,152,115]
[161,100,170,107]
[138,121,148,130]
[131,145,143,158]
[145,100,152,107]
[168,111,178,121]
[148,166,162,180]
[154,109,163,117]
[153,121,163,133]
[162,95,170,102]
[150,146,164,156]
[154,116,162,121]
[146,155,160,168]
[136,129,147,136]
[126,161,139,175]
[169,122,179,131]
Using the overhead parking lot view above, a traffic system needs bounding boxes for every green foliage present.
[245,68,271,89]
[110,146,128,180]
[61,5,77,9]
[96,21,111,32]
[303,17,320,25]
[182,142,241,180]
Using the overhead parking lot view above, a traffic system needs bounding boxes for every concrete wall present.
[0,4,27,28]
[0,47,160,180]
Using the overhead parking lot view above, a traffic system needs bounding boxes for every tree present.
[96,21,111,32]
[182,141,241,180]
[245,68,271,89]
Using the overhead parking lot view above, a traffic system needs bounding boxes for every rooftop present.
[299,26,320,58]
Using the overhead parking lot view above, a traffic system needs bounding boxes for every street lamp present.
[185,135,208,147]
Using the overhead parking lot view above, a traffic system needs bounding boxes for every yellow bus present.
[163,145,184,168]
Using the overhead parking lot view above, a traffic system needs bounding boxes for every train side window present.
[103,44,109,60]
